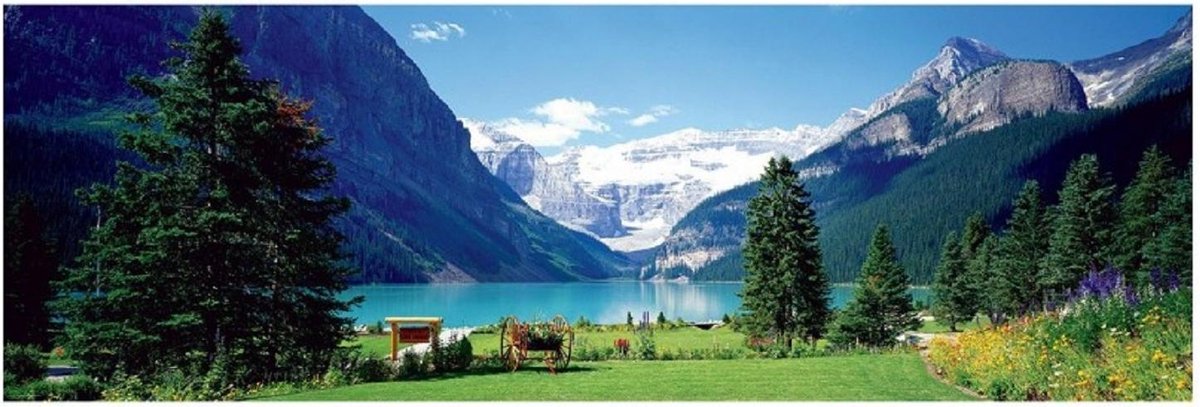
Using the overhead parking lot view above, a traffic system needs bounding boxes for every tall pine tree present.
[829,224,920,347]
[960,212,991,260]
[932,232,975,332]
[968,235,1001,324]
[958,212,990,320]
[994,180,1050,317]
[55,10,358,384]
[4,195,58,348]
[739,156,830,349]
[1144,165,1192,285]
[1041,154,1117,300]
[1114,146,1176,283]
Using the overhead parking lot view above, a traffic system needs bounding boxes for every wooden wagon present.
[499,315,575,373]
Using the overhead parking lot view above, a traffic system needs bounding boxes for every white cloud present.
[410,21,466,43]
[493,118,580,147]
[626,104,679,127]
[628,114,659,127]
[490,98,628,147]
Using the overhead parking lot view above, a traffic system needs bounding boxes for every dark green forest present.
[670,80,1192,284]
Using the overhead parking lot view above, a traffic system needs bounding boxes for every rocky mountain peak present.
[913,37,1009,92]
[824,37,1009,139]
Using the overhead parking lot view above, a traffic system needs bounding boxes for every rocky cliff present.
[939,61,1089,136]
[467,120,626,238]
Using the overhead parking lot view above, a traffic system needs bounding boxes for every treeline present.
[816,87,1192,284]
[681,85,1190,284]
[931,147,1192,327]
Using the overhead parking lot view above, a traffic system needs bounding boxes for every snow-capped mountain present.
[468,123,838,252]
[465,120,626,238]
[825,36,1010,139]
[1069,11,1192,107]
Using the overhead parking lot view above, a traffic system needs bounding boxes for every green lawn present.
[260,353,975,401]
[917,316,990,334]
[349,326,750,358]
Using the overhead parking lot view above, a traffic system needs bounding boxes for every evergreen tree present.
[55,10,358,384]
[960,212,991,260]
[969,236,1001,324]
[1114,146,1176,283]
[4,195,58,348]
[994,181,1051,318]
[738,156,830,349]
[932,232,975,331]
[829,224,920,347]
[1144,165,1192,285]
[958,212,990,320]
[1041,154,1117,301]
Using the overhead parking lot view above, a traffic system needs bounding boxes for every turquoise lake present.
[342,283,931,327]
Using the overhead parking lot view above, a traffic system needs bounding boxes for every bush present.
[397,349,428,379]
[635,330,657,360]
[5,374,103,401]
[4,343,47,384]
[352,357,391,384]
[431,335,473,373]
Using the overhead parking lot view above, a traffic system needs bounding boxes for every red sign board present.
[398,327,432,343]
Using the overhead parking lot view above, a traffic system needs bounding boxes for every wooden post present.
[390,321,399,361]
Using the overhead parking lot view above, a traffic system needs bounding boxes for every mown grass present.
[917,316,989,334]
[349,326,749,358]
[261,353,976,401]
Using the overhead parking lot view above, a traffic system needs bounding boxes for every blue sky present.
[363,5,1190,155]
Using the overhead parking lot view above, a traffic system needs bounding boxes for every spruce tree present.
[4,195,57,348]
[1144,165,1192,285]
[969,236,1001,324]
[829,224,919,347]
[994,180,1050,317]
[960,212,991,260]
[932,232,974,332]
[1041,154,1117,301]
[739,156,830,349]
[1114,146,1175,283]
[55,10,358,384]
[958,212,990,320]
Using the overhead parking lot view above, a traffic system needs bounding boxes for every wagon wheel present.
[499,316,522,372]
[555,329,574,371]
[550,315,573,371]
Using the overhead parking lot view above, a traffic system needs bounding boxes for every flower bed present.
[929,270,1191,401]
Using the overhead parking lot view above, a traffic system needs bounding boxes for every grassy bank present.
[260,354,976,401]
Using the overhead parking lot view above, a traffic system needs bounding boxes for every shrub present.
[352,357,391,383]
[5,374,103,401]
[635,330,657,360]
[398,349,428,379]
[3,343,47,384]
[431,335,473,373]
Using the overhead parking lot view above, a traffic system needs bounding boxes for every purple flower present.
[1148,268,1180,293]
[1122,286,1140,307]
[1076,266,1125,300]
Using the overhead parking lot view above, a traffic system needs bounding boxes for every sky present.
[363,5,1191,155]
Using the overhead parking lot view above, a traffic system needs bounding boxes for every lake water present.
[342,282,931,327]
